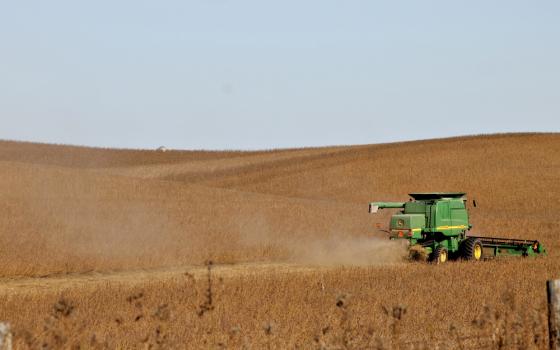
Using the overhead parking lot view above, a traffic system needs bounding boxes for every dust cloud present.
[237,216,408,266]
[286,236,408,266]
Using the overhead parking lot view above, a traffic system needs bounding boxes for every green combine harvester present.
[369,193,546,263]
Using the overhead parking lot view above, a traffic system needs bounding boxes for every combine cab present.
[369,193,546,263]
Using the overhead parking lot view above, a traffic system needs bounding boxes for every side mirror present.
[369,204,379,213]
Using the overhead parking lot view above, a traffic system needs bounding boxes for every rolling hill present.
[0,133,558,348]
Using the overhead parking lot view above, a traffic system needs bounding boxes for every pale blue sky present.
[1,1,559,150]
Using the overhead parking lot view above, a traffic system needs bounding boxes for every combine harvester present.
[369,193,546,264]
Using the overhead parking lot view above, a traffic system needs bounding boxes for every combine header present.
[369,193,546,263]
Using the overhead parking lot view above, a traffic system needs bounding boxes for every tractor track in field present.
[0,262,336,295]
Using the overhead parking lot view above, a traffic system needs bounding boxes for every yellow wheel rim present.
[439,250,447,263]
[474,245,482,260]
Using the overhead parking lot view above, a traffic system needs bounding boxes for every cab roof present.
[409,192,466,200]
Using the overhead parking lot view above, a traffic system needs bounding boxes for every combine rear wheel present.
[462,237,483,261]
[431,246,448,264]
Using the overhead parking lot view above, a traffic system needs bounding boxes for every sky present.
[0,1,559,150]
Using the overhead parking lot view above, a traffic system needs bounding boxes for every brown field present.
[0,133,558,349]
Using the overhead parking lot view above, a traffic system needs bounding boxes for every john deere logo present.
[397,219,404,227]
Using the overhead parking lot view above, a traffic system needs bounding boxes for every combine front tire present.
[431,246,448,264]
[462,238,483,261]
